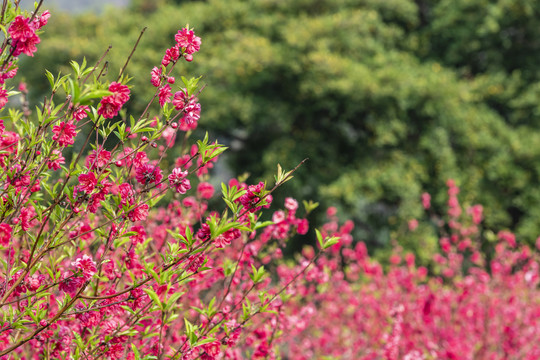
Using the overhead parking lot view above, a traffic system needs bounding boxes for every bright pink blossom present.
[136,164,163,186]
[175,27,201,61]
[158,84,172,107]
[9,16,34,41]
[151,66,162,87]
[98,82,130,119]
[78,172,97,194]
[72,105,89,121]
[72,254,97,280]
[468,204,483,225]
[98,96,121,119]
[297,219,309,235]
[168,168,191,194]
[85,147,111,169]
[109,82,130,103]
[33,10,51,29]
[46,150,65,171]
[197,182,214,199]
[52,121,77,146]
[285,197,298,212]
[19,206,36,231]
[119,183,135,206]
[421,192,431,209]
[128,204,149,222]
[59,273,85,295]
[0,87,8,109]
[130,225,147,245]
[133,151,149,168]
[12,33,40,57]
[162,45,180,66]
[0,223,12,246]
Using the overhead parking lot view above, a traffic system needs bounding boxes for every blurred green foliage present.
[18,0,540,260]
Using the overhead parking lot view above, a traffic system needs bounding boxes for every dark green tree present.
[17,0,540,261]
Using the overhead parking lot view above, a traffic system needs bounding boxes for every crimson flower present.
[128,203,149,222]
[158,84,172,107]
[78,172,97,194]
[168,168,190,194]
[0,223,12,246]
[52,121,77,146]
[8,16,34,41]
[72,254,97,280]
[150,66,162,87]
[135,164,163,186]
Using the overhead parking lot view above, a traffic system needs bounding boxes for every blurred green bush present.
[18,0,540,260]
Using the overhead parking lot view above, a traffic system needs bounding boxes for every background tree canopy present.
[18,0,540,260]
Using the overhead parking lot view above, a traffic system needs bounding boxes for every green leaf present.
[316,229,324,249]
[143,288,163,311]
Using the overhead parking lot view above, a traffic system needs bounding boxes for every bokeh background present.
[18,0,540,261]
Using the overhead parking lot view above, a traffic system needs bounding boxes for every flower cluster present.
[97,81,130,119]
[168,167,191,193]
[8,12,50,57]
[237,181,272,213]
[151,27,202,130]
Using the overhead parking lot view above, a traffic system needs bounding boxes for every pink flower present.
[421,192,431,210]
[162,45,180,67]
[85,147,111,169]
[197,182,214,199]
[12,33,41,57]
[197,223,211,241]
[128,203,149,222]
[202,341,221,357]
[27,274,45,291]
[0,87,8,110]
[172,89,188,110]
[98,82,130,119]
[19,206,36,231]
[133,151,149,168]
[18,82,27,93]
[408,219,418,231]
[168,168,191,194]
[136,164,163,186]
[158,84,172,107]
[109,82,130,104]
[327,206,337,217]
[468,204,483,225]
[78,172,97,194]
[106,342,124,360]
[297,219,309,235]
[59,273,85,295]
[97,96,121,119]
[0,223,12,246]
[285,197,298,212]
[181,101,201,127]
[238,182,265,213]
[498,230,516,248]
[52,121,77,146]
[9,16,34,42]
[72,254,97,280]
[72,105,89,121]
[214,229,241,248]
[119,183,135,206]
[129,225,147,245]
[1,131,19,157]
[33,10,51,29]
[175,27,201,61]
[151,66,162,87]
[0,62,18,84]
